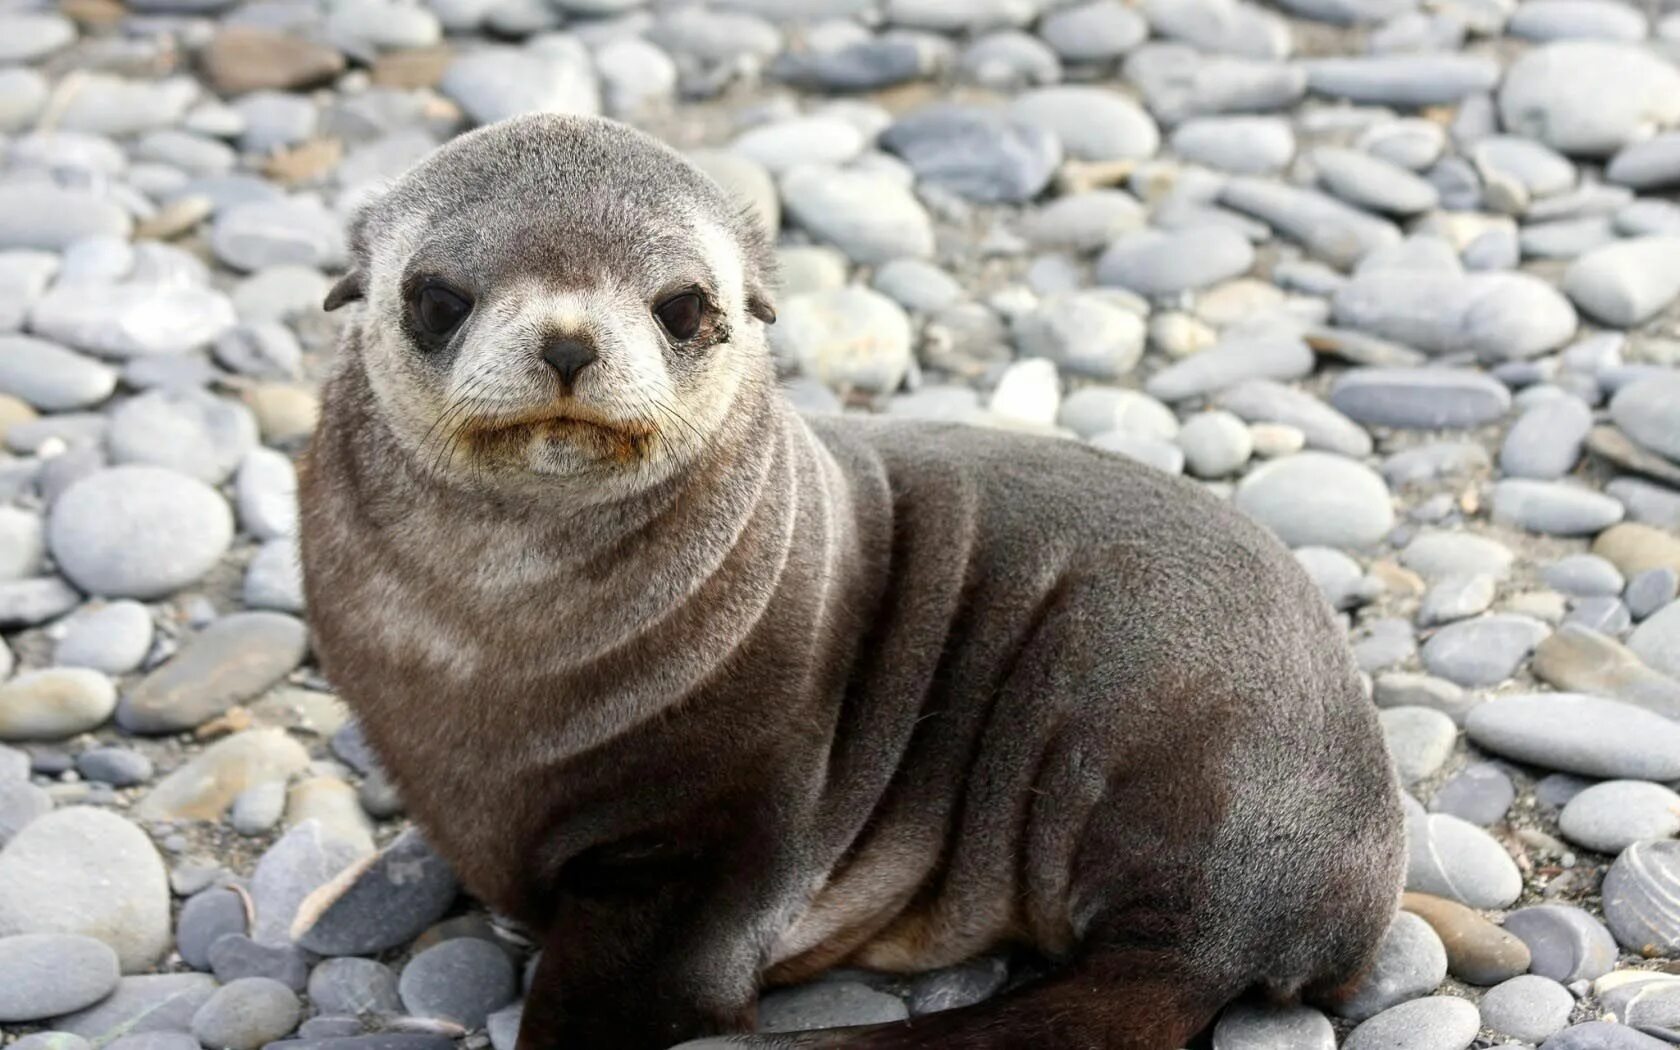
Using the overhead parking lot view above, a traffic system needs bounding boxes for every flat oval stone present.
[1402,892,1531,986]
[0,933,121,1022]
[1335,911,1448,1020]
[1611,373,1680,464]
[1097,227,1255,298]
[1478,974,1573,1043]
[1539,1021,1673,1049]
[52,973,219,1041]
[0,669,117,742]
[1421,615,1551,687]
[1305,53,1499,106]
[1504,904,1619,982]
[0,337,116,412]
[1144,335,1315,402]
[118,613,308,734]
[880,103,1061,203]
[1491,479,1625,537]
[55,601,154,676]
[1502,396,1593,480]
[1332,270,1577,361]
[1342,996,1480,1050]
[1329,367,1510,429]
[47,466,234,600]
[1429,763,1515,827]
[137,729,310,822]
[1007,86,1158,162]
[1405,812,1522,908]
[1499,42,1680,157]
[1233,451,1394,549]
[780,166,933,265]
[1465,692,1680,779]
[1603,839,1680,954]
[1220,177,1400,270]
[1559,780,1680,854]
[1563,236,1680,328]
[308,958,403,1018]
[0,807,171,972]
[758,981,909,1033]
[396,938,516,1028]
[191,977,301,1050]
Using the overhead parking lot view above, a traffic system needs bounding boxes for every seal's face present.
[325,115,776,496]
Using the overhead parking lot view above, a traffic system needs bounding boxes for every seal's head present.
[324,114,777,495]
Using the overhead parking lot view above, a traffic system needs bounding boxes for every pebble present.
[1019,190,1145,252]
[1332,270,1577,361]
[773,288,912,394]
[0,338,117,413]
[1232,451,1395,549]
[1314,147,1439,215]
[1479,974,1574,1043]
[1595,522,1680,578]
[1541,1021,1674,1049]
[1379,706,1457,784]
[1502,396,1593,480]
[1040,0,1148,62]
[286,777,375,855]
[1628,568,1679,621]
[1563,236,1680,327]
[1215,380,1373,458]
[1329,367,1510,429]
[0,807,170,972]
[1611,373,1680,465]
[0,187,134,253]
[1465,692,1680,779]
[56,601,154,675]
[439,45,598,127]
[397,938,516,1028]
[206,935,312,991]
[1402,892,1532,986]
[1008,86,1157,163]
[53,973,219,1042]
[1304,53,1499,106]
[137,729,310,822]
[293,828,458,955]
[880,104,1060,203]
[1405,811,1523,909]
[1212,1002,1334,1050]
[75,747,153,788]
[1220,177,1399,270]
[1419,574,1495,626]
[230,780,288,836]
[191,977,302,1050]
[1375,673,1474,724]
[47,466,233,600]
[30,283,237,360]
[1604,839,1680,954]
[1178,411,1253,479]
[1096,227,1254,297]
[1337,911,1448,1020]
[1145,335,1315,402]
[1499,42,1680,157]
[758,981,910,1032]
[1429,763,1515,827]
[0,779,53,846]
[1559,780,1680,855]
[780,166,933,265]
[309,958,404,1018]
[0,669,117,742]
[1421,614,1551,687]
[1490,479,1626,536]
[1341,996,1480,1050]
[118,612,308,734]
[0,933,121,1022]
[176,887,248,971]
[1011,292,1144,379]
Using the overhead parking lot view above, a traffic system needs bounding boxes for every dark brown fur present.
[299,114,1405,1050]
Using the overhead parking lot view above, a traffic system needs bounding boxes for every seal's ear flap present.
[748,289,776,325]
[735,203,778,326]
[323,271,364,312]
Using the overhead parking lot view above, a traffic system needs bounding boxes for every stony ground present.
[1,0,1680,1048]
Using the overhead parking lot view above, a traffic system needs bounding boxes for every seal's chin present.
[459,405,658,471]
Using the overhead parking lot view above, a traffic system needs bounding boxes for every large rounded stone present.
[1604,839,1680,955]
[0,933,121,1022]
[1465,693,1680,779]
[48,467,233,600]
[1499,42,1680,157]
[1233,452,1394,549]
[0,807,171,972]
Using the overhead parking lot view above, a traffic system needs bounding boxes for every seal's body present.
[301,115,1404,1050]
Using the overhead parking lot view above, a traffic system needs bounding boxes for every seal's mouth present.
[459,405,656,464]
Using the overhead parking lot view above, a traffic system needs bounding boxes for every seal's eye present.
[655,293,703,340]
[414,283,472,337]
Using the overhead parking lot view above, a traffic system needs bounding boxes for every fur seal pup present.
[300,113,1405,1050]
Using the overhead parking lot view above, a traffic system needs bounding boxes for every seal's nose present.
[542,337,597,387]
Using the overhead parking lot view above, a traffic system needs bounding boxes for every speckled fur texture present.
[299,114,1406,1050]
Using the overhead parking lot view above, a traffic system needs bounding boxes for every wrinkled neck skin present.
[304,331,830,767]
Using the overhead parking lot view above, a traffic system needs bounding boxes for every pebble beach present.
[2,0,1680,1048]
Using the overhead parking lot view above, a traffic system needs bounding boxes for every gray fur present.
[300,114,1405,1050]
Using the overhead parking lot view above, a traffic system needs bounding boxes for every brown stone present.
[263,138,343,187]
[1534,624,1680,719]
[247,383,321,444]
[370,45,452,90]
[136,196,212,241]
[61,0,124,28]
[202,27,345,95]
[1594,522,1680,578]
[1402,891,1531,986]
[1588,425,1680,489]
[0,394,38,445]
